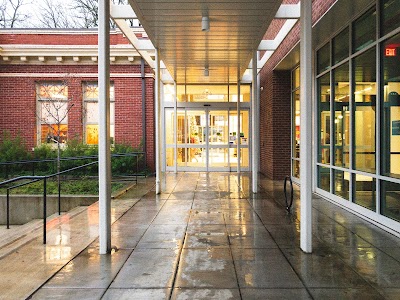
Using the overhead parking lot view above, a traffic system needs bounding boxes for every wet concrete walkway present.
[17,173,400,299]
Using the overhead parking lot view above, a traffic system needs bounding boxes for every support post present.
[141,58,147,171]
[174,81,178,174]
[251,52,259,193]
[98,0,112,254]
[300,0,313,253]
[237,71,241,174]
[155,49,161,194]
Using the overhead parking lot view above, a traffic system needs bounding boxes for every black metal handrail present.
[0,151,145,178]
[0,152,147,244]
[1,161,98,244]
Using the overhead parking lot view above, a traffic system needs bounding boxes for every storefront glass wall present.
[314,0,400,222]
[164,83,251,171]
[291,67,300,179]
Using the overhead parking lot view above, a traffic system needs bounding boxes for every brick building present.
[0,29,155,170]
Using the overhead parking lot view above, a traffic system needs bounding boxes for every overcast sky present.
[3,0,82,28]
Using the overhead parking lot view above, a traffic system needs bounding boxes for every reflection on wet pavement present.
[4,172,400,299]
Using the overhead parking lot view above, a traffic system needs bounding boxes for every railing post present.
[43,177,47,244]
[6,189,10,229]
[58,176,61,215]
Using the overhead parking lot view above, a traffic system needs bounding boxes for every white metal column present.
[237,76,241,174]
[155,49,162,194]
[252,52,259,193]
[98,0,111,254]
[174,82,178,174]
[300,0,313,253]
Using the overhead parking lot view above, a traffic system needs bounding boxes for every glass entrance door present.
[165,108,249,171]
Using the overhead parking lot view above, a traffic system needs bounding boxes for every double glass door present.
[165,108,249,171]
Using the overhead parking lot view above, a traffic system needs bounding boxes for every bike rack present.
[284,175,294,212]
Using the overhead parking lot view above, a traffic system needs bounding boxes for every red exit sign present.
[385,48,397,57]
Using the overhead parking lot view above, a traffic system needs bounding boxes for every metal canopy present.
[127,0,282,83]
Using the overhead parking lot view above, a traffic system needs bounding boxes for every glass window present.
[186,85,228,102]
[292,66,300,179]
[165,108,174,145]
[293,89,300,159]
[83,82,115,145]
[381,180,400,222]
[163,84,175,102]
[230,84,251,102]
[318,166,330,192]
[354,48,376,173]
[292,160,300,178]
[382,33,400,179]
[317,43,330,74]
[36,82,69,145]
[333,63,350,168]
[381,0,400,37]
[354,174,376,211]
[333,27,349,65]
[176,84,250,102]
[292,66,300,90]
[353,8,376,53]
[318,73,331,164]
[334,169,350,200]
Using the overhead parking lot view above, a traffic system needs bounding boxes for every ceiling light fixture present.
[202,14,210,32]
[204,67,209,76]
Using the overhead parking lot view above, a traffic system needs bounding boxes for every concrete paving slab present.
[31,288,105,300]
[171,288,241,300]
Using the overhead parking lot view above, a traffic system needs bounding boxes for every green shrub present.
[0,132,31,162]
[32,144,57,174]
[0,132,32,177]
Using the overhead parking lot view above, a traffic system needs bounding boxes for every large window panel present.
[83,82,115,145]
[317,43,330,74]
[381,0,400,37]
[318,73,331,164]
[354,174,376,211]
[381,180,400,222]
[292,65,300,179]
[353,7,376,53]
[37,82,69,145]
[354,49,376,173]
[318,166,330,192]
[382,33,400,179]
[333,27,349,65]
[333,63,350,168]
[334,169,350,200]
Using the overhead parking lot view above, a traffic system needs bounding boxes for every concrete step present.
[0,206,87,259]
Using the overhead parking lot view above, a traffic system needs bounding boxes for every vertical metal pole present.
[300,0,313,253]
[141,58,147,171]
[252,52,258,193]
[237,71,241,174]
[98,0,111,254]
[43,177,47,244]
[58,176,61,215]
[155,49,162,194]
[174,81,178,174]
[6,189,10,229]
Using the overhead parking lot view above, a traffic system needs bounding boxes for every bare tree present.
[0,0,31,28]
[71,0,129,28]
[36,80,74,188]
[37,0,77,28]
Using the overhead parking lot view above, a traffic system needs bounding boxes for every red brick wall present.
[259,0,337,179]
[0,31,134,45]
[0,63,155,170]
